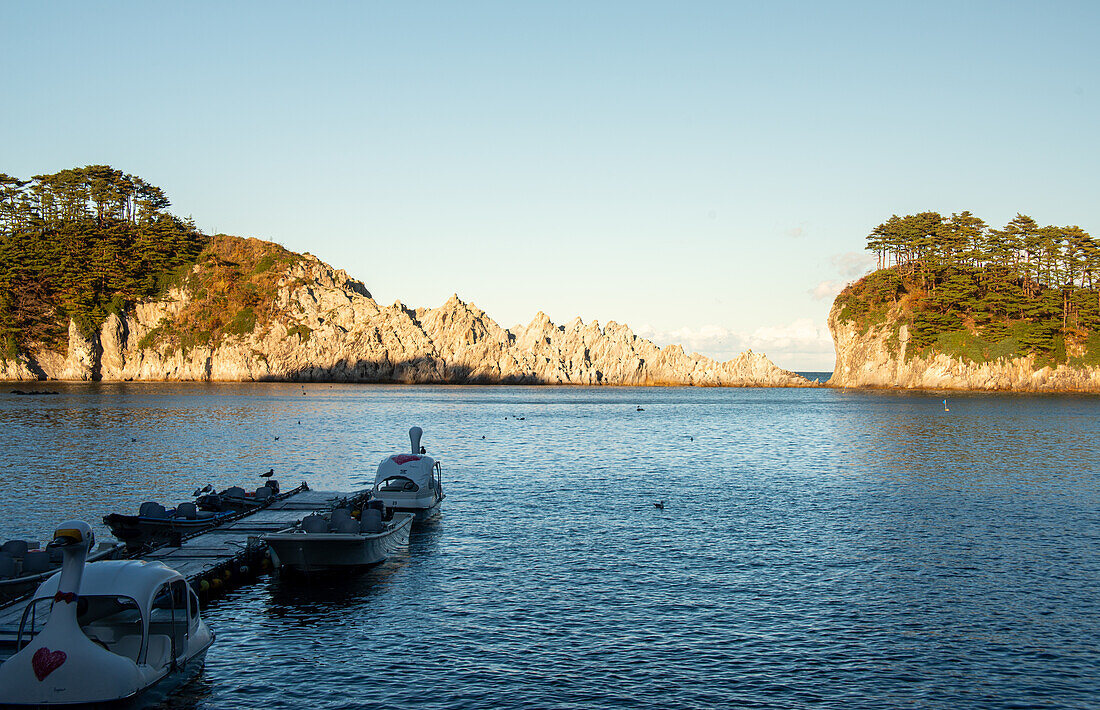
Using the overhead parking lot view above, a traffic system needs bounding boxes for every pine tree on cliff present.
[858,210,1100,363]
[0,166,205,349]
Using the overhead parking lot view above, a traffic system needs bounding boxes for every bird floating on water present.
[274,436,280,441]
[636,406,644,411]
[654,500,665,510]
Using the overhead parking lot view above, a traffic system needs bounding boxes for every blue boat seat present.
[329,509,352,530]
[301,515,327,533]
[0,552,15,579]
[139,502,169,519]
[1,540,28,558]
[333,518,359,534]
[21,550,49,574]
[360,509,384,534]
[175,503,198,520]
[254,487,273,501]
[224,487,246,498]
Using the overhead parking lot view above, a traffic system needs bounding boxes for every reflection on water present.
[1,384,1099,708]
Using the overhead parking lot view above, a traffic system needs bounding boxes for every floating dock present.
[0,485,366,659]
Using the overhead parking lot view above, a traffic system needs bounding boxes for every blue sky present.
[2,2,1098,369]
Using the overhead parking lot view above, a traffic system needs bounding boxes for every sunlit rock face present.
[1,245,810,387]
[827,300,1100,392]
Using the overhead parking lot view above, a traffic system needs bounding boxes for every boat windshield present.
[150,580,189,663]
[376,476,419,493]
[18,595,144,660]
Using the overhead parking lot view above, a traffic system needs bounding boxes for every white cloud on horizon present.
[831,251,876,279]
[635,318,835,371]
[808,251,876,302]
[810,279,847,300]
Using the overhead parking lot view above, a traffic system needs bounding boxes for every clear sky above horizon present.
[3,2,1098,370]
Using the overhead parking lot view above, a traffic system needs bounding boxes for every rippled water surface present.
[2,384,1099,709]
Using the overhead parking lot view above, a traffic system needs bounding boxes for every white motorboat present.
[0,520,214,707]
[264,504,414,573]
[372,426,445,521]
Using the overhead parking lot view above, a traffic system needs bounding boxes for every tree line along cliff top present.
[838,211,1100,367]
[0,166,301,356]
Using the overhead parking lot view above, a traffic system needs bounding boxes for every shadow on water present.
[265,556,412,616]
[408,515,444,554]
[143,671,215,710]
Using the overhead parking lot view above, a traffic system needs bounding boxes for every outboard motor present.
[367,498,390,521]
[409,426,423,454]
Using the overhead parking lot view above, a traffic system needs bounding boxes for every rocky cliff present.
[0,237,809,387]
[827,299,1100,391]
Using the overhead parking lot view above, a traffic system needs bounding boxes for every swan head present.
[47,520,94,552]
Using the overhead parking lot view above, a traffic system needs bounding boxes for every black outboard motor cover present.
[264,479,280,494]
[367,498,391,520]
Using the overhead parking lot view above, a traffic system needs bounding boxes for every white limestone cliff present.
[827,299,1100,391]
[1,250,810,387]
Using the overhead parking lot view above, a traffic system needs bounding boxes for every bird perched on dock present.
[654,500,665,510]
[261,468,274,478]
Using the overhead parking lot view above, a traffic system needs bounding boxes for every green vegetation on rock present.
[0,166,303,356]
[0,166,204,351]
[137,235,302,353]
[840,211,1100,365]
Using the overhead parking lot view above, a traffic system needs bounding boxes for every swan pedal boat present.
[0,521,213,707]
[264,505,414,573]
[371,426,445,522]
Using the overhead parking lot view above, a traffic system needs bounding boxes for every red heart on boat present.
[32,647,66,681]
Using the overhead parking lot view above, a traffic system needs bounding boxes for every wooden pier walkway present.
[0,486,364,657]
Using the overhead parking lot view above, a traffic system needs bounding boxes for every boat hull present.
[375,493,444,522]
[265,514,413,573]
[102,514,228,550]
[0,630,213,708]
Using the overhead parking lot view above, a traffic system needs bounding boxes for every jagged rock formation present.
[828,299,1100,391]
[0,238,809,387]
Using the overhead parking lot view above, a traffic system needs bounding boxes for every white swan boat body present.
[264,506,414,573]
[372,426,445,521]
[0,520,213,707]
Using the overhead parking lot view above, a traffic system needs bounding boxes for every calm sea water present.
[1,384,1099,709]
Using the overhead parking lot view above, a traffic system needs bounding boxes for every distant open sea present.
[1,383,1098,709]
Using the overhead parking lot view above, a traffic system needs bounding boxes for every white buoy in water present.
[409,426,423,454]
